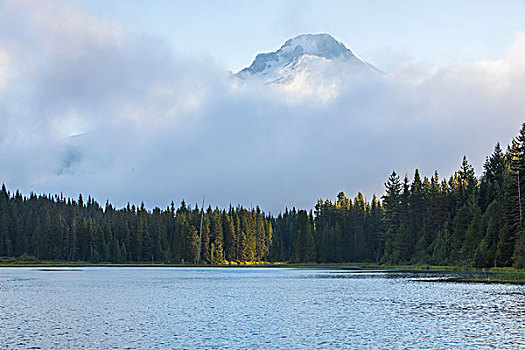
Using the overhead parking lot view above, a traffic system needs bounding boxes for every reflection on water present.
[0,267,524,349]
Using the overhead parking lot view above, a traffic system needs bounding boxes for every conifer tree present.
[431,222,452,265]
[382,171,402,263]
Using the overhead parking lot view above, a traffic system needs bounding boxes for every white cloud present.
[1,1,525,213]
[5,0,120,59]
[0,50,9,93]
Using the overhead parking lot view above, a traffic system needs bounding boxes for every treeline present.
[0,185,384,265]
[273,122,525,268]
[0,192,273,264]
[381,124,525,268]
[270,194,383,263]
[1,124,525,267]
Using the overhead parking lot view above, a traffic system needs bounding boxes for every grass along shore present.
[454,269,525,285]
[2,256,525,284]
[0,256,478,270]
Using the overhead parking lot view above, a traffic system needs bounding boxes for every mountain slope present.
[236,33,380,84]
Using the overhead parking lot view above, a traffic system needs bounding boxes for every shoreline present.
[0,261,508,270]
[2,261,524,284]
[0,261,475,269]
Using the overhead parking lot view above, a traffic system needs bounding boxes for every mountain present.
[236,33,380,84]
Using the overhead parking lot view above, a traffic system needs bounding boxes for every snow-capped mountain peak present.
[236,33,379,83]
[279,33,353,60]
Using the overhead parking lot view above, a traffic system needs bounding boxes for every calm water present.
[0,267,524,349]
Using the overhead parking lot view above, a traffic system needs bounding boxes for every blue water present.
[0,267,524,349]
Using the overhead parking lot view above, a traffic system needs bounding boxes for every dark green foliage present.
[496,223,514,267]
[292,210,316,263]
[480,143,505,211]
[1,123,525,267]
[313,192,383,263]
[0,190,274,264]
[379,124,525,267]
[513,226,525,268]
[463,206,482,264]
[430,222,452,265]
[474,235,492,268]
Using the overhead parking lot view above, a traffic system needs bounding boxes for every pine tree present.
[211,209,224,264]
[369,194,384,262]
[513,226,525,268]
[451,204,473,264]
[495,223,514,267]
[431,222,452,265]
[303,211,317,262]
[382,171,402,263]
[480,143,505,210]
[458,156,478,208]
[462,205,482,265]
[238,231,253,262]
[510,123,525,266]
[222,212,236,261]
[254,212,267,261]
[293,211,307,262]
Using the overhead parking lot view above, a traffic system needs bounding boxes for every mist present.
[1,1,524,213]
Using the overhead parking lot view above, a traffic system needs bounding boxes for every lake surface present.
[0,267,524,349]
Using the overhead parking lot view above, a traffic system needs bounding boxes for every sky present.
[74,0,525,71]
[1,0,525,213]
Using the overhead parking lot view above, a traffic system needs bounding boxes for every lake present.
[0,267,524,349]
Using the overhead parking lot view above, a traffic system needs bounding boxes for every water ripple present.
[0,267,523,349]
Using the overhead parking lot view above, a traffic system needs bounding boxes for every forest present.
[1,123,525,268]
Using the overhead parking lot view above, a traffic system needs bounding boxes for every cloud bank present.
[1,0,524,212]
